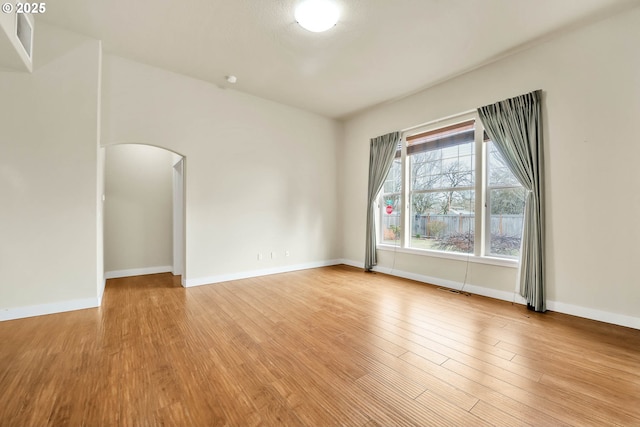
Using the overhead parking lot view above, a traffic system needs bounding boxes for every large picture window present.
[379,155,402,245]
[377,113,524,260]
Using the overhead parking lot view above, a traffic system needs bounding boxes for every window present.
[377,113,525,260]
[486,141,526,257]
[408,120,475,253]
[379,152,402,245]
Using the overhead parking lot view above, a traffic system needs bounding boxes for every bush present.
[383,228,396,240]
[426,220,446,238]
[490,234,521,256]
[434,232,473,253]
[384,225,401,240]
[434,231,521,255]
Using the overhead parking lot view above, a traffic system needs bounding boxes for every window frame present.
[378,156,402,246]
[376,111,521,268]
[484,141,526,260]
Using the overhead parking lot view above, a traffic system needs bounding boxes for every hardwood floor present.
[0,265,639,426]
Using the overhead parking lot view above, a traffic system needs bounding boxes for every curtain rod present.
[401,108,476,134]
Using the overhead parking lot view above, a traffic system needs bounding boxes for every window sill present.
[376,244,519,268]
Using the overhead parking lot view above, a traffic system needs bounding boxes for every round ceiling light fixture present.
[295,0,340,33]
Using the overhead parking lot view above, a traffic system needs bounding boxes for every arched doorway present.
[103,143,185,285]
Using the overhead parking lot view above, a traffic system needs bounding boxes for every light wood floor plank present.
[506,343,640,386]
[469,399,536,427]
[0,265,638,426]
[401,351,571,426]
[444,356,637,426]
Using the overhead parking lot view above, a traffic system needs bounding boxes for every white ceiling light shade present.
[295,0,340,32]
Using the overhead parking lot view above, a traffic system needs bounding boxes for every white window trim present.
[376,110,522,269]
[376,244,519,268]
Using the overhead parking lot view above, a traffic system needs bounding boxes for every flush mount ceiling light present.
[295,0,340,32]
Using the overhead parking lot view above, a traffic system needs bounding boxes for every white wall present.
[104,144,174,276]
[0,23,101,315]
[340,7,640,327]
[101,55,342,285]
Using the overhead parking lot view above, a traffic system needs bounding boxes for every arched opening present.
[103,143,185,286]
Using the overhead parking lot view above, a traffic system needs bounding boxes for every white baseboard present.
[546,300,640,330]
[341,258,526,303]
[0,297,100,322]
[184,259,343,287]
[339,259,639,330]
[105,265,173,279]
[6,261,636,330]
[340,259,364,269]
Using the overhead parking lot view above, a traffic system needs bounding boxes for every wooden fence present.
[382,213,524,238]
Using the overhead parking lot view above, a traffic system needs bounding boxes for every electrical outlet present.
[257,253,263,261]
[285,250,290,257]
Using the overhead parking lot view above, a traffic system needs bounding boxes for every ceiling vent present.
[15,13,33,60]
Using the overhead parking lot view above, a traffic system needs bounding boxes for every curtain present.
[478,90,545,312]
[365,131,401,271]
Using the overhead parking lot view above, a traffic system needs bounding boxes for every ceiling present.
[38,0,639,119]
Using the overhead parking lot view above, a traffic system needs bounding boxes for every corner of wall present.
[96,41,105,305]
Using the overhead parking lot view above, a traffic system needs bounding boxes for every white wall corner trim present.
[98,278,106,304]
[338,259,639,330]
[0,298,100,322]
[184,260,343,287]
[104,266,173,279]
